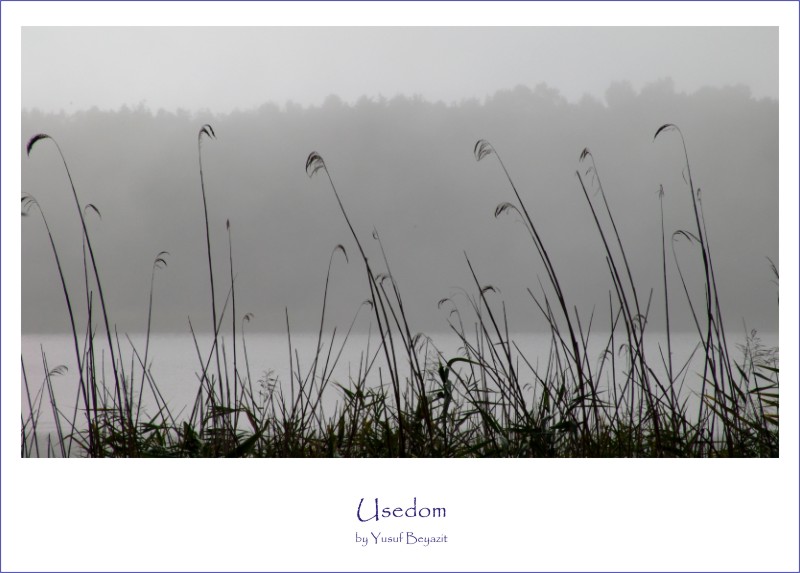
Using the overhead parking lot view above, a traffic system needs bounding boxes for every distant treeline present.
[22,81,778,335]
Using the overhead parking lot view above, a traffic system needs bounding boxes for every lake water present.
[21,330,778,455]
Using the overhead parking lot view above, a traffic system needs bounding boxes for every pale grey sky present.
[23,27,777,113]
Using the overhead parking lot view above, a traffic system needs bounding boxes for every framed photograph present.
[3,2,797,571]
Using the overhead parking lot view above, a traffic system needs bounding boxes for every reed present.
[21,124,778,457]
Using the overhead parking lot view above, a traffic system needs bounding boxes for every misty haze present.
[20,27,779,458]
[22,83,778,335]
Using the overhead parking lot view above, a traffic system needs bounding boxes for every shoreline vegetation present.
[21,123,779,457]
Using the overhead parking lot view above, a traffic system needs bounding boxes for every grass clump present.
[21,124,778,458]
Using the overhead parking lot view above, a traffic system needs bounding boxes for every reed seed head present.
[473,139,494,162]
[198,124,216,141]
[305,152,326,178]
[26,133,52,156]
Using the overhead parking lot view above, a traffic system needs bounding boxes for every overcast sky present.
[23,27,777,114]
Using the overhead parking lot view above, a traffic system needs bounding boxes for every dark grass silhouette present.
[20,125,779,458]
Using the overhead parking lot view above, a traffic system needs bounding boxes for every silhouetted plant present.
[21,123,778,458]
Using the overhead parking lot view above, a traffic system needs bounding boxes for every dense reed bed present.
[21,124,778,457]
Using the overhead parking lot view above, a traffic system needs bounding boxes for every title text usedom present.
[355,497,448,547]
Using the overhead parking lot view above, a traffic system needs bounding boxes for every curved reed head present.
[198,124,216,141]
[305,152,326,178]
[154,251,169,270]
[26,133,52,156]
[494,201,521,219]
[21,193,39,216]
[473,139,494,162]
[653,123,678,141]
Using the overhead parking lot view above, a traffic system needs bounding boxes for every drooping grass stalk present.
[226,220,241,431]
[137,252,168,427]
[475,140,591,436]
[305,244,349,426]
[656,185,682,437]
[197,124,225,426]
[21,193,95,454]
[696,194,737,403]
[658,187,675,383]
[579,150,648,340]
[306,152,407,456]
[80,238,102,453]
[27,135,124,444]
[655,131,715,355]
[575,170,661,451]
[577,150,658,442]
[655,124,737,451]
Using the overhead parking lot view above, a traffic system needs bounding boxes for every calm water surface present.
[21,330,778,448]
